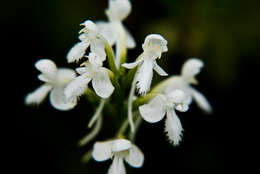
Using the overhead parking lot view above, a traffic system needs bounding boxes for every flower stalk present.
[88,99,106,128]
[78,116,103,147]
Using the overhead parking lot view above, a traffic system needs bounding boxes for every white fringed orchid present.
[92,139,144,174]
[67,20,106,63]
[161,58,212,113]
[123,34,168,95]
[97,0,136,67]
[65,53,114,101]
[97,0,135,48]
[25,59,77,111]
[139,89,191,145]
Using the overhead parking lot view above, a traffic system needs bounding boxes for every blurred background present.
[3,0,259,173]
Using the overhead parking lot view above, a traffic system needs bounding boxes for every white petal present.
[189,87,212,113]
[56,68,76,85]
[125,145,144,168]
[38,74,54,83]
[135,58,154,95]
[64,74,91,102]
[124,26,136,48]
[111,139,131,153]
[92,141,113,161]
[165,108,183,146]
[35,59,57,76]
[139,95,167,123]
[108,156,126,174]
[66,41,90,63]
[181,58,204,80]
[90,38,106,61]
[79,33,87,41]
[92,69,114,98]
[76,67,87,75]
[25,84,52,105]
[121,57,143,69]
[50,86,77,111]
[153,61,168,76]
[106,0,131,21]
[96,21,117,46]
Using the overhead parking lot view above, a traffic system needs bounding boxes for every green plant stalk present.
[88,99,106,128]
[98,35,118,75]
[85,88,100,104]
[127,73,137,133]
[78,116,103,147]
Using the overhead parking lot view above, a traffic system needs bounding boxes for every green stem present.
[98,35,118,75]
[81,149,93,163]
[127,73,137,133]
[116,118,129,138]
[85,88,99,104]
[133,92,158,110]
[130,113,143,142]
[78,116,103,147]
[88,99,106,128]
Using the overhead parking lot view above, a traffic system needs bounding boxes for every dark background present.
[3,0,259,173]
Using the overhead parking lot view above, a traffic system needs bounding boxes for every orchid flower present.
[96,0,136,67]
[139,89,191,145]
[67,20,106,63]
[25,59,77,111]
[92,139,144,174]
[123,34,168,95]
[65,53,114,101]
[161,58,212,113]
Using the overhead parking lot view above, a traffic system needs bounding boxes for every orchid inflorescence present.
[25,0,212,173]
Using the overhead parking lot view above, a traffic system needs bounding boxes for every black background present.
[3,0,259,173]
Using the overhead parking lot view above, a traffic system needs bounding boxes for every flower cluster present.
[25,0,212,173]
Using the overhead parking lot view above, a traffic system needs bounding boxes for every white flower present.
[96,0,136,49]
[122,34,168,95]
[92,139,144,174]
[65,53,114,101]
[25,59,77,111]
[162,58,212,113]
[67,20,106,63]
[139,89,191,145]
